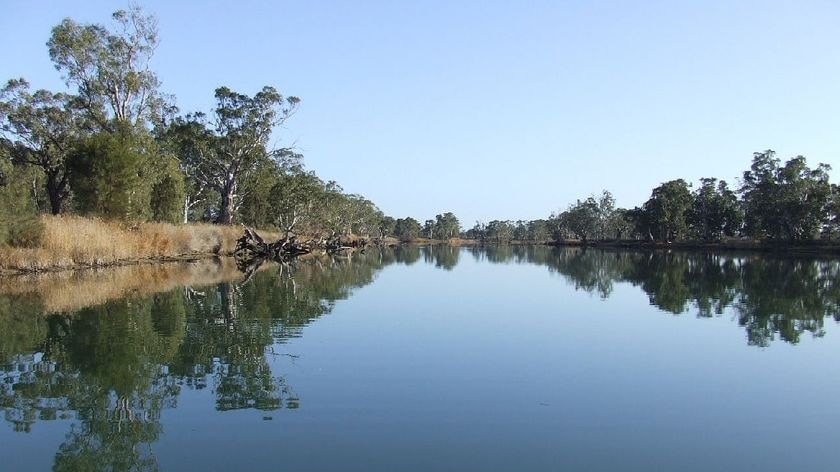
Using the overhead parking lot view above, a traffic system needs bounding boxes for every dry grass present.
[0,258,254,314]
[0,215,281,273]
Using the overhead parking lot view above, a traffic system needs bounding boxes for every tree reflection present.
[480,246,840,347]
[1,246,839,468]
[0,249,393,469]
[423,245,460,271]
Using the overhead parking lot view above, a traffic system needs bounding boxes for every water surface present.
[2,247,840,471]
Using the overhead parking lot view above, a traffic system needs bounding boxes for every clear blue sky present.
[2,0,838,225]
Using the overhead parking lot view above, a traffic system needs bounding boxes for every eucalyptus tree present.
[527,219,552,241]
[378,216,396,239]
[168,86,299,224]
[0,79,87,214]
[464,222,487,240]
[513,220,529,241]
[826,184,840,240]
[434,212,460,239]
[741,151,832,240]
[485,220,514,243]
[557,197,600,242]
[689,178,741,241]
[394,217,421,241]
[596,190,617,239]
[643,179,693,242]
[423,219,435,239]
[47,5,169,130]
[268,170,325,236]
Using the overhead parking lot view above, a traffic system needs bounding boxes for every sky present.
[2,0,839,225]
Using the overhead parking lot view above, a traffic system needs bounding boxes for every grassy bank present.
[0,215,281,274]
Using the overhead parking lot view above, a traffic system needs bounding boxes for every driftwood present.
[234,228,369,267]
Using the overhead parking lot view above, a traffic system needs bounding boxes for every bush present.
[68,128,152,221]
[0,159,43,246]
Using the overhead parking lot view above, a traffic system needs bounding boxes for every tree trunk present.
[218,181,236,224]
[46,169,66,215]
[183,196,191,223]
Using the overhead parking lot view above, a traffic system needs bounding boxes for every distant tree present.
[558,197,600,243]
[464,221,487,240]
[345,195,381,236]
[485,220,514,243]
[825,184,840,240]
[433,212,460,239]
[513,220,529,241]
[610,208,636,240]
[527,219,552,241]
[167,86,299,224]
[625,206,653,240]
[394,217,421,241]
[423,219,435,239]
[596,190,617,239]
[688,178,742,241]
[268,169,324,236]
[378,216,396,239]
[237,157,282,229]
[0,79,87,214]
[741,151,832,240]
[644,179,693,241]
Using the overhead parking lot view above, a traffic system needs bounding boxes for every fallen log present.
[235,230,377,268]
[235,229,316,263]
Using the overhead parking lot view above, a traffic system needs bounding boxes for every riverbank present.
[0,215,281,275]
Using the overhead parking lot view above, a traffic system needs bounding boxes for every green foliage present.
[394,217,422,241]
[0,157,43,246]
[826,184,840,240]
[644,179,693,242]
[269,170,324,234]
[741,151,832,240]
[238,158,283,229]
[68,128,153,220]
[149,161,185,223]
[0,79,83,214]
[433,212,460,239]
[556,197,600,242]
[527,219,552,241]
[378,216,396,238]
[47,5,166,128]
[485,220,514,243]
[688,178,742,241]
[167,86,300,224]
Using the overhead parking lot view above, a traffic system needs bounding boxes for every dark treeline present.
[466,151,839,244]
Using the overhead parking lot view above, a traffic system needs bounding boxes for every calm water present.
[2,246,840,471]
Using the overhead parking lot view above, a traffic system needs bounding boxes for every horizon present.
[2,0,838,225]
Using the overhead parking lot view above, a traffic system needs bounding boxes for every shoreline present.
[5,231,840,277]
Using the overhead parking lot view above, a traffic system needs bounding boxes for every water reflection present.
[468,246,840,346]
[1,245,839,469]
[0,251,391,470]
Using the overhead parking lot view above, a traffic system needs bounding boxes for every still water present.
[2,246,840,471]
